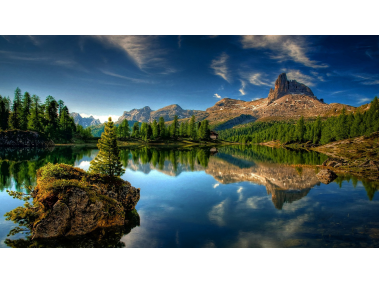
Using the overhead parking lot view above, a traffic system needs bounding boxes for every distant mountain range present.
[117,104,206,124]
[70,112,101,128]
[114,73,358,131]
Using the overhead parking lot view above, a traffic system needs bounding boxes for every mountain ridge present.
[111,73,358,130]
[70,112,101,128]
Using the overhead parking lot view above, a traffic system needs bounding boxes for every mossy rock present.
[5,163,140,239]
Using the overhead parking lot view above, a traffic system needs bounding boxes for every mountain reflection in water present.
[1,145,379,248]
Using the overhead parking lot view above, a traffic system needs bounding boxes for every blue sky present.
[0,35,378,122]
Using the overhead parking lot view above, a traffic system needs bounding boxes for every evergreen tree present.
[313,116,322,144]
[28,95,42,132]
[188,115,196,140]
[9,87,22,129]
[198,119,210,140]
[171,115,178,137]
[117,119,130,138]
[132,122,140,138]
[20,92,32,130]
[89,117,125,177]
[44,98,59,138]
[295,116,305,142]
[179,122,184,136]
[140,122,147,139]
[146,124,152,140]
[159,117,165,138]
[58,100,65,117]
[0,95,10,131]
[152,120,159,138]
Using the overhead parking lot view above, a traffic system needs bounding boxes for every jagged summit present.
[70,112,101,128]
[268,73,315,104]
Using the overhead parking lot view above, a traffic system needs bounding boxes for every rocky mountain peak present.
[70,112,101,128]
[268,73,315,104]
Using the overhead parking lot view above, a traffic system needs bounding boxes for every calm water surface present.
[1,145,379,248]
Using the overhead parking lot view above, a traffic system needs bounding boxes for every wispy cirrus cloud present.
[101,70,155,84]
[241,35,328,69]
[357,97,372,104]
[0,50,85,71]
[92,35,174,74]
[210,52,231,82]
[247,73,272,86]
[353,73,379,85]
[284,69,316,86]
[214,93,222,99]
[239,80,247,95]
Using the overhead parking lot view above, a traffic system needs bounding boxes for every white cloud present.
[251,97,262,101]
[92,35,173,73]
[285,69,315,86]
[214,93,222,99]
[208,199,228,226]
[353,73,379,85]
[357,97,372,104]
[239,80,247,95]
[101,70,154,84]
[210,52,231,82]
[248,73,271,86]
[213,183,220,188]
[241,35,328,69]
[80,113,119,123]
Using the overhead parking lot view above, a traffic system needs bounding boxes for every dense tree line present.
[219,97,379,145]
[0,87,92,142]
[117,115,211,141]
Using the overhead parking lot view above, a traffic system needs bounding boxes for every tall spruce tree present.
[171,115,178,137]
[152,119,158,138]
[188,115,196,139]
[0,95,10,130]
[28,95,42,132]
[89,117,125,177]
[9,87,22,129]
[20,92,32,130]
[159,117,165,138]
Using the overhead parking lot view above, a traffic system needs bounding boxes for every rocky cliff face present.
[70,112,101,128]
[0,130,54,147]
[117,106,152,123]
[267,73,315,104]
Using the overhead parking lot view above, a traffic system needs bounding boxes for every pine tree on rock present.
[89,117,125,177]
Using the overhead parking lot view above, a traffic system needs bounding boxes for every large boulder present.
[316,169,338,184]
[0,130,54,147]
[12,163,140,239]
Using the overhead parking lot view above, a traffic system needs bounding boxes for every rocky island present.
[5,163,140,239]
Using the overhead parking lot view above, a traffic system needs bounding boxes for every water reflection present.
[1,145,379,248]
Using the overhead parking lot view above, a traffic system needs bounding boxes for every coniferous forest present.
[0,87,92,143]
[219,97,379,144]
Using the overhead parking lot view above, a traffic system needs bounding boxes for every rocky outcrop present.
[70,112,101,128]
[6,163,140,239]
[316,169,337,184]
[268,73,315,104]
[0,130,54,147]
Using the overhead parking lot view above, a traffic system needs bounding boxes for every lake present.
[1,145,379,248]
